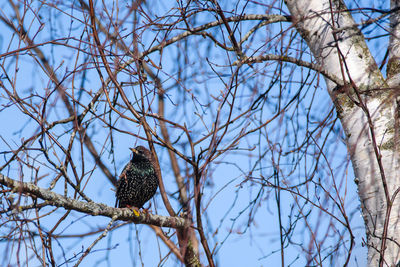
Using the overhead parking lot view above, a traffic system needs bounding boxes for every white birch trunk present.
[284,0,400,266]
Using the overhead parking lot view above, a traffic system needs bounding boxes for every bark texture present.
[0,174,189,229]
[284,0,400,266]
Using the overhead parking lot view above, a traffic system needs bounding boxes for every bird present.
[115,146,159,209]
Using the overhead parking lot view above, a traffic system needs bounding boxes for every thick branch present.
[0,174,188,229]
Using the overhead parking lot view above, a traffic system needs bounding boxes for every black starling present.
[115,146,159,209]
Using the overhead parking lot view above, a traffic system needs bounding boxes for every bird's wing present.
[115,163,130,208]
[114,197,119,208]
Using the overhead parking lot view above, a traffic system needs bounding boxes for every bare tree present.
[0,0,398,266]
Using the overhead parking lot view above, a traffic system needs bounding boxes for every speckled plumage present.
[115,146,158,208]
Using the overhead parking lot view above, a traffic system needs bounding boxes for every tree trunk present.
[284,0,400,266]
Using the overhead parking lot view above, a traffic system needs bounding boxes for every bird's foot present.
[141,202,152,214]
[126,205,140,217]
[141,208,150,214]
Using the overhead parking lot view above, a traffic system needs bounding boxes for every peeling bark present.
[284,0,400,266]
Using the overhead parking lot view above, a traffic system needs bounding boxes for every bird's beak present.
[129,147,138,154]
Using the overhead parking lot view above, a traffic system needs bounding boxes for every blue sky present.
[0,0,391,266]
